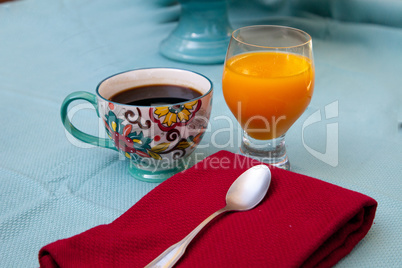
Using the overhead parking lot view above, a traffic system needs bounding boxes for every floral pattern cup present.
[61,68,213,182]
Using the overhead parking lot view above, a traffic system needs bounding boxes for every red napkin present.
[39,151,377,268]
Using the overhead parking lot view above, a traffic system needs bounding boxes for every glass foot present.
[159,0,232,64]
[159,35,230,64]
[240,131,290,170]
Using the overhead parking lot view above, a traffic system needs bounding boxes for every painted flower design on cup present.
[152,100,201,130]
[103,103,203,162]
[103,109,152,160]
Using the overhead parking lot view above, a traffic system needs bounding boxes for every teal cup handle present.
[60,91,116,150]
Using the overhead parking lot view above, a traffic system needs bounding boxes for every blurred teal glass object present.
[160,0,232,64]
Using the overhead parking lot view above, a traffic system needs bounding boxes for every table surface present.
[1,0,401,267]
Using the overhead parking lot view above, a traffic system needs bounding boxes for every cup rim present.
[95,67,213,107]
[231,25,312,49]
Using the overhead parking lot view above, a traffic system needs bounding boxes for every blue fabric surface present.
[0,0,401,267]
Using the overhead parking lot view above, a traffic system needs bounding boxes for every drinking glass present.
[222,25,315,169]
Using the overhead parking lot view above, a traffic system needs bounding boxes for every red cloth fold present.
[39,151,377,268]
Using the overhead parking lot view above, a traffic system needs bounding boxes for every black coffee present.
[109,84,202,106]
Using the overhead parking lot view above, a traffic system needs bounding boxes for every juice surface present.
[222,51,314,140]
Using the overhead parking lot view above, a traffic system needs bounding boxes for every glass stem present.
[240,131,290,170]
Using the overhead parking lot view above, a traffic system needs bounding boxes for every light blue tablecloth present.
[1,0,401,267]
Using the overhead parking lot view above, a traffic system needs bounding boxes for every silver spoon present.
[145,164,271,268]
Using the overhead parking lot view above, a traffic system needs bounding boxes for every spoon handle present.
[145,207,228,268]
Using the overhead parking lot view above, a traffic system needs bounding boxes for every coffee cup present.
[61,68,213,182]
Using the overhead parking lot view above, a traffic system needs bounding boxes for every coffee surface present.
[109,84,202,106]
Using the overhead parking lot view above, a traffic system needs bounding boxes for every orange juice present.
[222,51,314,140]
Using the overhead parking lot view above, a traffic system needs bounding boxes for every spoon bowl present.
[225,164,271,211]
[146,164,271,268]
